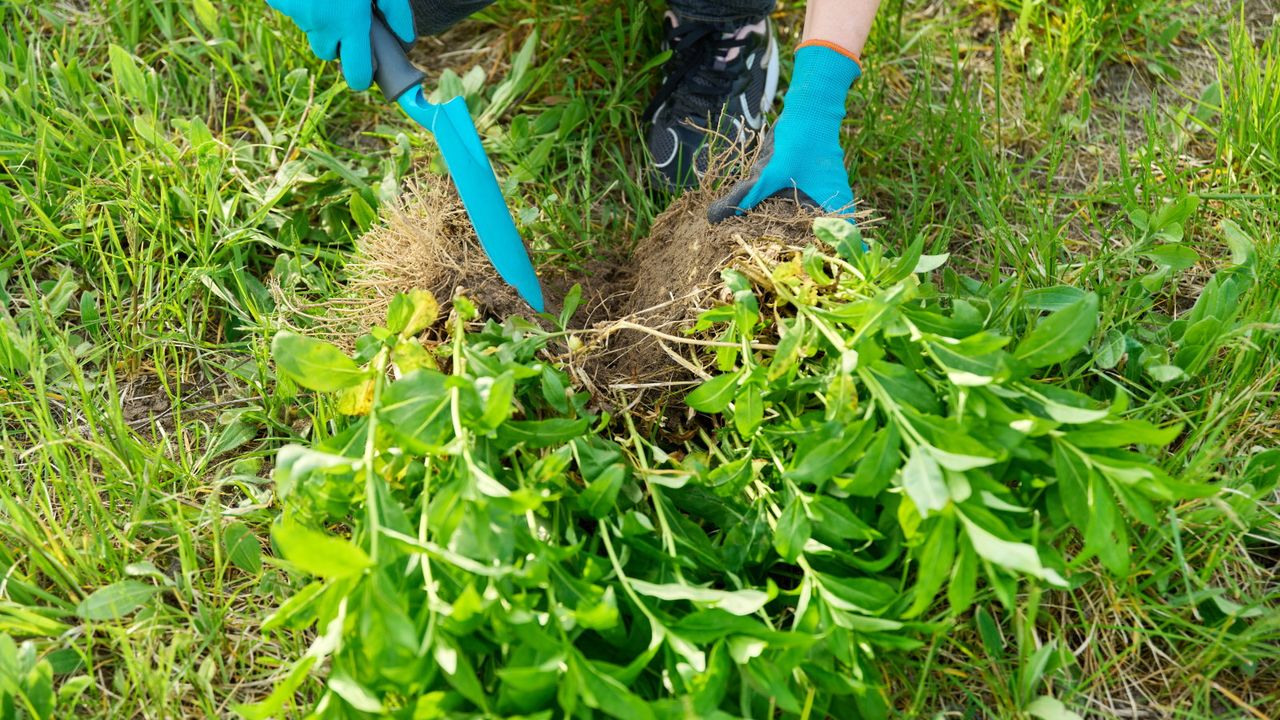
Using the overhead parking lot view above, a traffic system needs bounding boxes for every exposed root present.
[274,127,877,414]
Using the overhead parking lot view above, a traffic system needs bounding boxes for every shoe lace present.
[643,20,752,125]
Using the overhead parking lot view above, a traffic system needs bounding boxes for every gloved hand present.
[708,44,862,223]
[267,0,498,91]
[267,0,379,90]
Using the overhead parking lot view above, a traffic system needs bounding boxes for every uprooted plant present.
[240,218,1232,719]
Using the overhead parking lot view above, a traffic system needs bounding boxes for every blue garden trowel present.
[370,16,545,312]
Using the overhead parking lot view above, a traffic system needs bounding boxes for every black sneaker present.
[644,11,780,190]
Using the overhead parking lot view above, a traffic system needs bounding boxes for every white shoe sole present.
[762,23,781,119]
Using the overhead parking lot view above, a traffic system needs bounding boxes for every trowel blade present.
[397,92,545,313]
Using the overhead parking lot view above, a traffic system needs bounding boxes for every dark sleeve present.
[407,0,498,36]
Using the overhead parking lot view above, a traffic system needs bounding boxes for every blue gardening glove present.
[267,0,496,89]
[708,44,862,223]
[267,0,377,90]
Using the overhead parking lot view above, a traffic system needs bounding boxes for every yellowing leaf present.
[336,377,376,415]
[386,290,439,336]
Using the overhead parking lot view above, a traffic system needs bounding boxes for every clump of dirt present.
[336,179,526,331]
[323,171,847,405]
[571,187,820,392]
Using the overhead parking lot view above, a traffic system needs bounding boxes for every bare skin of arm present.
[802,0,882,58]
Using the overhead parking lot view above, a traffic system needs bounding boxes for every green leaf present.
[349,192,377,232]
[23,657,54,719]
[80,291,101,336]
[497,418,592,449]
[673,610,812,645]
[926,445,997,472]
[817,574,897,615]
[1184,267,1251,327]
[926,339,1006,386]
[577,465,626,519]
[913,253,950,274]
[787,421,870,486]
[813,217,865,261]
[261,582,327,632]
[884,236,924,283]
[1014,293,1099,368]
[902,446,949,517]
[844,423,900,497]
[1052,441,1091,528]
[571,653,656,720]
[273,444,356,502]
[575,587,620,630]
[1148,195,1198,238]
[377,371,456,453]
[271,331,369,392]
[774,497,810,562]
[1244,450,1280,490]
[907,515,956,617]
[806,496,881,543]
[328,671,385,713]
[559,283,584,329]
[723,269,760,335]
[271,522,371,579]
[628,580,768,616]
[392,339,437,374]
[869,362,941,415]
[768,315,809,380]
[232,657,318,720]
[76,581,161,621]
[1221,219,1256,268]
[434,639,490,710]
[1025,385,1111,424]
[477,372,516,431]
[686,372,739,413]
[193,0,219,31]
[1141,244,1200,271]
[1085,474,1129,576]
[108,44,149,103]
[1094,329,1126,369]
[224,521,262,575]
[733,383,764,436]
[959,512,1066,587]
[948,540,978,614]
[1065,420,1182,449]
[1145,363,1187,383]
[1026,696,1083,720]
[1023,286,1087,312]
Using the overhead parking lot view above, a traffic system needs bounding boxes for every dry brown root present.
[343,179,525,328]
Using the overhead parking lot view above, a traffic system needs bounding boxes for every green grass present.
[1,0,1277,717]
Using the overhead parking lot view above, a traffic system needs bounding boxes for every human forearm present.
[802,0,882,59]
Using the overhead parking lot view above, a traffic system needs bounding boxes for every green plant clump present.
[245,219,1218,719]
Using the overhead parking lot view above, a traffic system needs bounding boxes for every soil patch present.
[572,188,817,392]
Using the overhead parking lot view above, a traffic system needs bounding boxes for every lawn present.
[1,0,1277,718]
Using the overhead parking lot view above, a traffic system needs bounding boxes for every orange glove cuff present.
[796,40,862,69]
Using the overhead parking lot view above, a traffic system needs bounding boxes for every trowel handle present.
[371,14,426,103]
